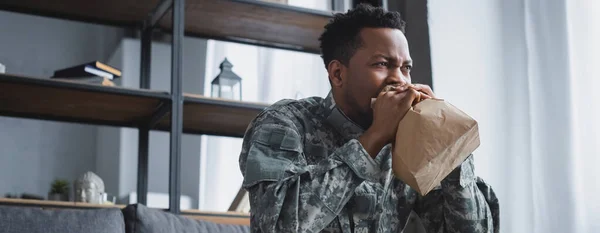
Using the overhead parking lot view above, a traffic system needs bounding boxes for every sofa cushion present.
[123,204,250,233]
[0,205,125,233]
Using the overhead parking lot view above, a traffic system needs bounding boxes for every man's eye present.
[402,65,413,72]
[374,62,388,67]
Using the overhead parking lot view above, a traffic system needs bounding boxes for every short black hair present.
[318,4,406,68]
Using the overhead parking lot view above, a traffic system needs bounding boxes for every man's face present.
[340,28,412,127]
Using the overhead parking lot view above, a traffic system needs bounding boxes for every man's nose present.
[386,67,409,86]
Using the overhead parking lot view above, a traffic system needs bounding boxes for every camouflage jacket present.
[239,92,500,233]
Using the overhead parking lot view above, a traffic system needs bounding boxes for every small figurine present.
[74,171,105,204]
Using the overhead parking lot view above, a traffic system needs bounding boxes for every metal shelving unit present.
[0,0,333,215]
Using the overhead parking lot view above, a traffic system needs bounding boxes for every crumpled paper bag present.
[371,90,480,196]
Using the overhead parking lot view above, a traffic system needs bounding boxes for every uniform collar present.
[321,91,365,139]
[320,91,392,166]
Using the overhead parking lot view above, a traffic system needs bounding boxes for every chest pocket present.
[303,143,330,165]
[349,182,383,221]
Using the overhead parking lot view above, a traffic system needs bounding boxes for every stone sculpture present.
[74,171,105,204]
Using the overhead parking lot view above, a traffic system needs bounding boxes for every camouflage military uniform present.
[239,92,500,233]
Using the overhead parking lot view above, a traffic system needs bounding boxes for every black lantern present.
[211,58,242,100]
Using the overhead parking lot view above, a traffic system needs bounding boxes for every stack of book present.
[50,61,121,86]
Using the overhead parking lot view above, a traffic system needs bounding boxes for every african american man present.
[238,4,499,233]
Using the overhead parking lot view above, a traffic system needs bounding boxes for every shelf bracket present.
[136,101,171,206]
[137,127,149,206]
[148,101,172,128]
[144,0,173,30]
[168,0,185,215]
[137,11,154,206]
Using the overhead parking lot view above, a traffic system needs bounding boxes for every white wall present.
[428,0,525,231]
[0,11,123,198]
[199,36,330,211]
[97,37,208,209]
[0,10,207,208]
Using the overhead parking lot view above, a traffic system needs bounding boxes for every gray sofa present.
[0,203,250,233]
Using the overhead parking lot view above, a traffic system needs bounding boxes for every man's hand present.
[359,85,420,158]
[411,84,436,104]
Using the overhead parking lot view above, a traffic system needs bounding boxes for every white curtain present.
[568,0,600,231]
[561,0,600,232]
[429,0,599,232]
[513,0,599,232]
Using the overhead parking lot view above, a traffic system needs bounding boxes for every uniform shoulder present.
[261,96,322,119]
[246,96,323,131]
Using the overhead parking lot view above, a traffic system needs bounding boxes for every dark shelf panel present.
[0,198,125,209]
[159,0,333,53]
[155,94,267,138]
[0,73,170,129]
[0,74,267,137]
[0,0,333,53]
[0,0,150,28]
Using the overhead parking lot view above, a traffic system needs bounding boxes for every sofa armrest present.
[0,205,125,233]
[122,204,250,233]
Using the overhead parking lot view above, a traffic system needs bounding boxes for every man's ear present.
[327,60,345,88]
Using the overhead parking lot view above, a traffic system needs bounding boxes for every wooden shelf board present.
[0,0,333,53]
[159,0,332,53]
[0,74,268,137]
[0,73,169,129]
[156,93,268,138]
[0,198,125,209]
[181,208,250,217]
[181,209,250,226]
[0,0,151,28]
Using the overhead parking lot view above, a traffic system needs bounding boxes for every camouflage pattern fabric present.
[239,92,500,233]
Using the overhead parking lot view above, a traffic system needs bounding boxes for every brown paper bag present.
[392,98,480,196]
